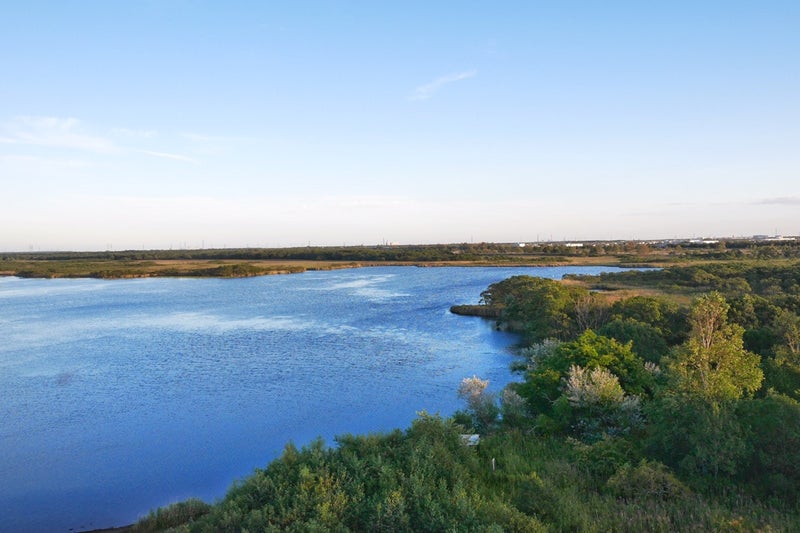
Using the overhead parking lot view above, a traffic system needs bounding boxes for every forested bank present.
[125,260,800,531]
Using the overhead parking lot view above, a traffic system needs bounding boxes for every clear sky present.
[2,1,798,251]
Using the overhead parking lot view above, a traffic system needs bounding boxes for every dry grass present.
[0,257,630,279]
[0,259,360,278]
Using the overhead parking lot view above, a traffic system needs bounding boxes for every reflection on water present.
[0,265,627,532]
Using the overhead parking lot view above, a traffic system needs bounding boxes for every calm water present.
[0,265,625,532]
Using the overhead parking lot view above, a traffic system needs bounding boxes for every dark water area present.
[0,265,627,532]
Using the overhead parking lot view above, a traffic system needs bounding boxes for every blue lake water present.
[0,265,627,532]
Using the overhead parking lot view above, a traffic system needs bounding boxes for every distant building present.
[753,235,795,242]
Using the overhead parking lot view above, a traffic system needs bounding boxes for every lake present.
[0,265,627,532]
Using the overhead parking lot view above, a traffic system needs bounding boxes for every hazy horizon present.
[5,234,797,255]
[2,2,798,251]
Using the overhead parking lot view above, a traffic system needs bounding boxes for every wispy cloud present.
[3,116,118,153]
[753,196,800,206]
[2,116,197,165]
[136,149,198,164]
[0,154,94,169]
[181,132,261,143]
[411,69,477,101]
[112,127,157,138]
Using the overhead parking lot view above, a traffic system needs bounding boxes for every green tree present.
[598,318,669,363]
[773,308,800,364]
[649,293,764,482]
[761,309,800,400]
[517,330,650,421]
[609,295,687,345]
[739,392,800,502]
[552,330,651,395]
[667,292,763,405]
[487,276,586,341]
[647,392,749,482]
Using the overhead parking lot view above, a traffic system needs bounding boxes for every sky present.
[1,1,799,251]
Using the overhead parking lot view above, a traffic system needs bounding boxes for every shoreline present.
[15,263,529,532]
[0,258,641,280]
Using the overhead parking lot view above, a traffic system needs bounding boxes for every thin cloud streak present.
[411,69,477,100]
[754,196,800,206]
[2,116,197,165]
[181,132,262,143]
[112,127,158,138]
[4,116,118,153]
[136,150,199,164]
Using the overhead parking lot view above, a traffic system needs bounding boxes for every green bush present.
[572,435,640,482]
[133,499,211,532]
[606,460,691,502]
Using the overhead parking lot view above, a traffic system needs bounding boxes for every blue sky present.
[2,1,798,251]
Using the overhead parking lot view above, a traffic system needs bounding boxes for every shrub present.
[572,435,640,482]
[132,499,211,532]
[606,460,691,502]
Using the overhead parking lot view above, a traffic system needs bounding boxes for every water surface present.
[0,266,625,531]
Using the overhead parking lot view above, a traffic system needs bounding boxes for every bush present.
[572,435,640,482]
[132,499,211,532]
[606,460,691,502]
[739,393,800,502]
[599,318,670,363]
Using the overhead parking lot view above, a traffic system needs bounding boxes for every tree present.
[551,330,651,396]
[649,293,764,481]
[761,308,800,400]
[573,293,609,333]
[647,394,747,481]
[773,308,800,364]
[562,365,643,441]
[609,295,686,345]
[457,376,500,432]
[739,392,800,502]
[667,292,763,405]
[516,330,650,421]
[598,318,669,363]
[487,276,586,341]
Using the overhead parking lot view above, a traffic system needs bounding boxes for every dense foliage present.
[135,261,800,531]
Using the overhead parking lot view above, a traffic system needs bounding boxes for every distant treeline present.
[4,238,800,264]
[3,245,483,263]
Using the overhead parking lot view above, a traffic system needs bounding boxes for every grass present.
[0,256,632,279]
[0,259,356,278]
[4,239,798,279]
[131,499,211,532]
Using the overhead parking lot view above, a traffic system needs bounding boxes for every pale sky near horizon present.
[1,1,799,251]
